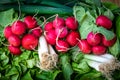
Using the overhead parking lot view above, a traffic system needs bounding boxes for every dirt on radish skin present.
[4,26,14,39]
[22,34,38,50]
[45,29,57,45]
[65,16,78,30]
[8,45,22,55]
[102,35,117,47]
[31,27,43,38]
[87,32,102,46]
[92,45,106,55]
[66,31,80,46]
[8,34,21,47]
[24,16,37,29]
[55,40,69,52]
[96,15,112,29]
[53,17,65,28]
[12,20,26,35]
[44,22,54,31]
[55,26,68,38]
[78,39,92,54]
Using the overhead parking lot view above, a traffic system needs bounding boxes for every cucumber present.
[116,16,120,39]
[0,4,73,15]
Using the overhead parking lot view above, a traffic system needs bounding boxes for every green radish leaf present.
[0,52,9,66]
[102,2,119,10]
[5,67,19,76]
[109,38,120,57]
[84,0,101,7]
[35,70,61,80]
[60,54,73,80]
[79,11,96,39]
[11,74,19,80]
[70,46,84,63]
[80,70,102,80]
[73,6,86,24]
[26,59,35,68]
[21,71,33,80]
[72,59,91,74]
[104,9,114,20]
[0,9,15,27]
[95,27,115,40]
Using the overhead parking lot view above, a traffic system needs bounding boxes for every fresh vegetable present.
[31,26,43,38]
[45,29,57,45]
[0,5,73,15]
[4,26,13,39]
[102,35,117,47]
[65,16,78,30]
[115,16,120,39]
[92,45,106,55]
[66,31,80,46]
[1,0,120,80]
[55,40,69,52]
[96,15,112,29]
[44,16,79,53]
[44,22,54,31]
[53,16,65,28]
[24,16,37,29]
[55,26,68,38]
[0,8,61,80]
[84,54,120,80]
[78,39,92,54]
[8,34,21,47]
[8,45,22,55]
[22,34,38,50]
[11,20,26,35]
[37,35,58,71]
[87,32,102,46]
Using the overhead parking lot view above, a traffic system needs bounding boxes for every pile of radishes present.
[3,15,117,56]
[78,15,117,55]
[4,16,42,55]
[44,16,81,52]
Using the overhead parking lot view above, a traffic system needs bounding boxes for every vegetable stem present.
[84,54,110,63]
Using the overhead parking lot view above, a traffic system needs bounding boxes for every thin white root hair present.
[99,59,120,80]
[37,35,58,71]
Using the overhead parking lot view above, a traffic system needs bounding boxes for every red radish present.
[65,17,78,30]
[66,31,80,46]
[102,36,117,47]
[8,45,22,55]
[53,17,65,28]
[44,22,54,31]
[4,26,13,39]
[55,40,69,52]
[22,34,38,50]
[78,39,91,54]
[87,32,102,46]
[8,34,21,47]
[24,16,37,29]
[96,15,112,29]
[55,26,68,38]
[12,20,26,35]
[92,45,106,55]
[31,27,42,38]
[45,29,57,45]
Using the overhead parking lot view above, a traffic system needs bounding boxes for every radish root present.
[99,59,120,80]
[37,35,58,71]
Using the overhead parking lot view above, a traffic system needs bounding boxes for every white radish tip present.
[37,53,58,71]
[99,59,120,80]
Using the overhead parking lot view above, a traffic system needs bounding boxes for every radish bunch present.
[78,15,117,55]
[44,16,80,52]
[4,16,42,55]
